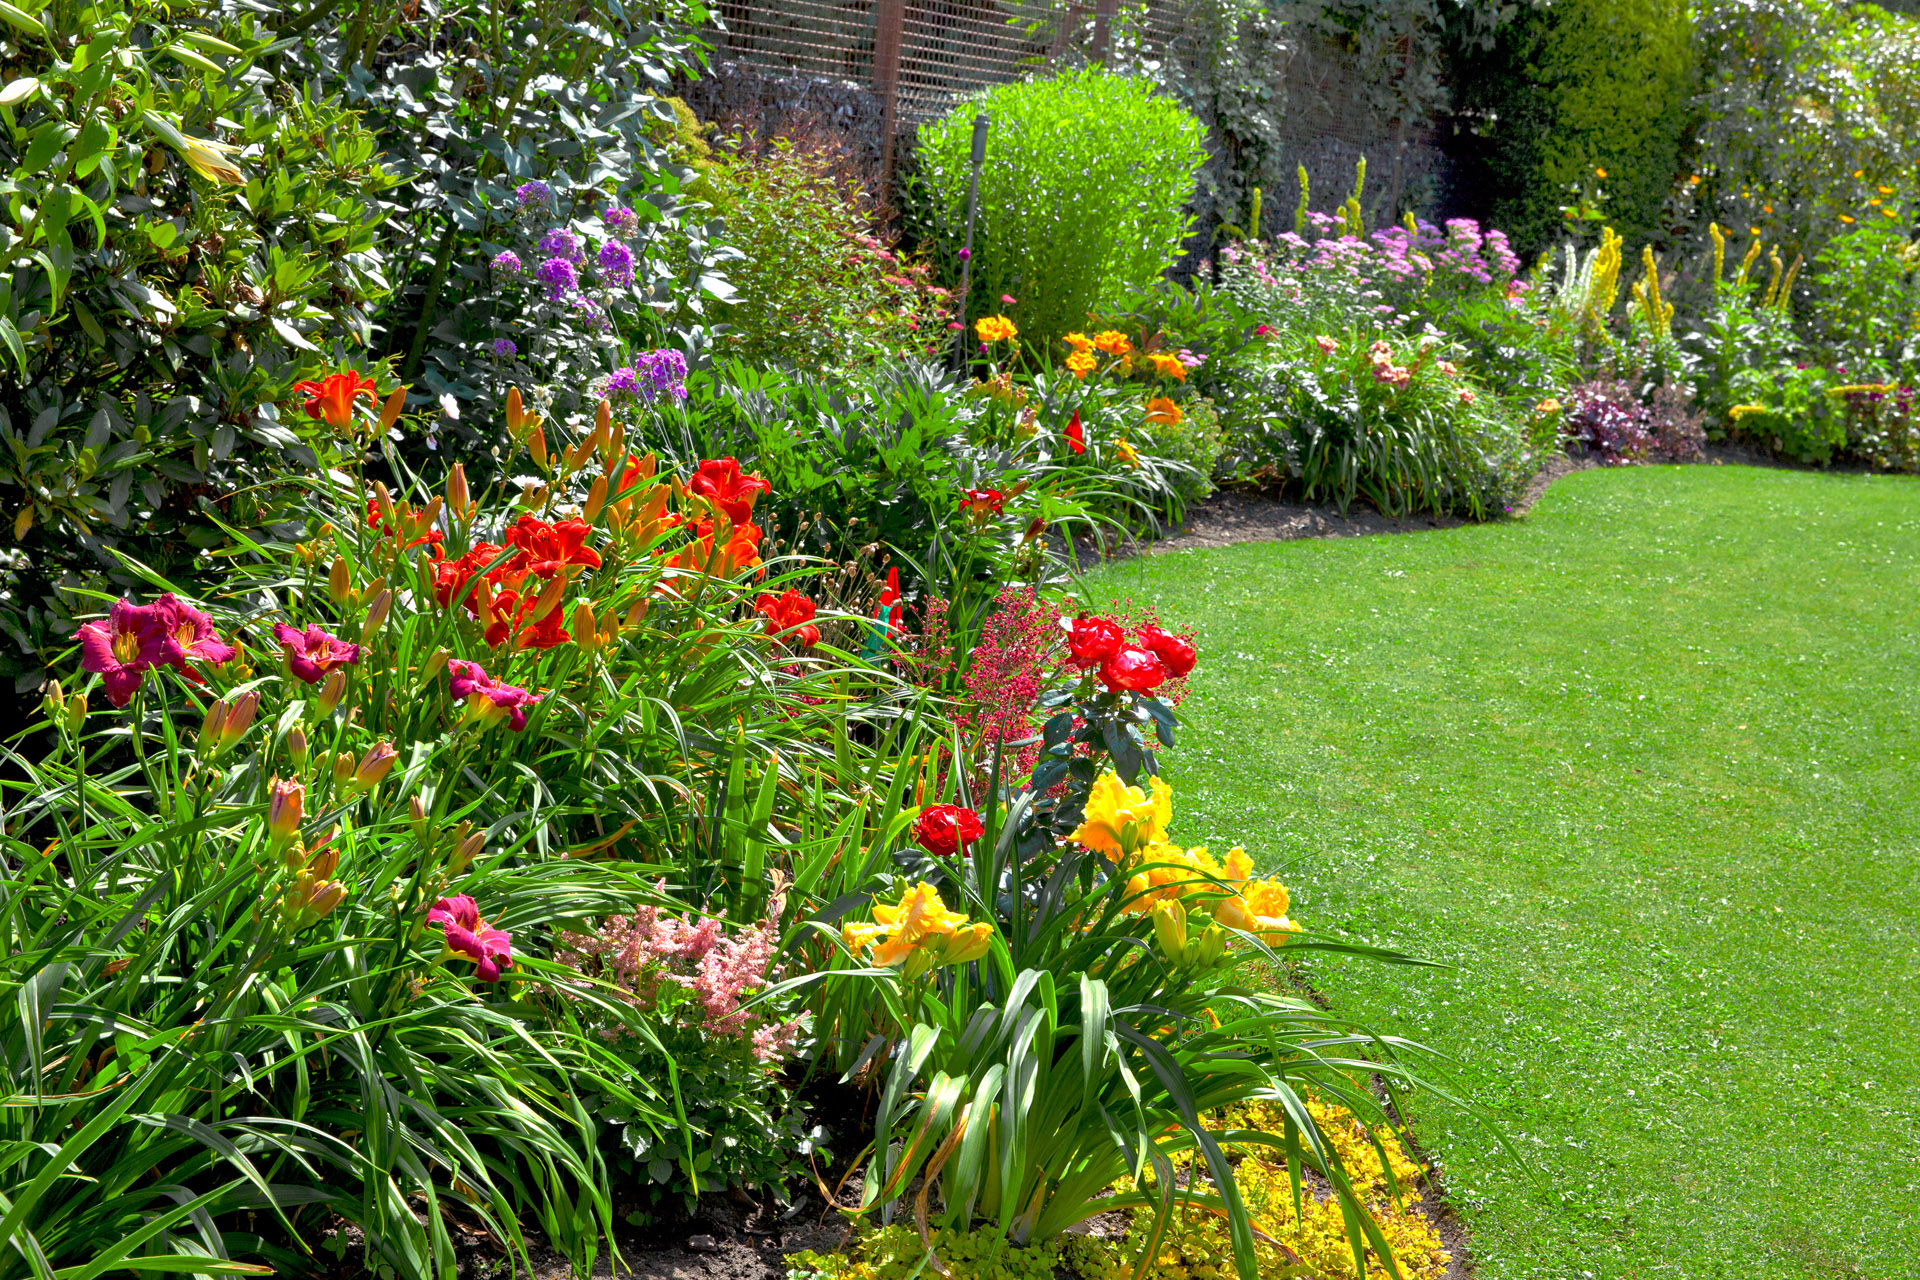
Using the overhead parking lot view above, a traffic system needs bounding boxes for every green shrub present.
[913,70,1208,353]
[1452,0,1695,253]
[0,0,398,693]
[1806,222,1920,374]
[711,140,952,372]
[1142,393,1225,504]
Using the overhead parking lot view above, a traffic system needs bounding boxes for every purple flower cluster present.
[596,239,636,289]
[607,349,689,404]
[515,180,551,209]
[604,205,639,237]
[535,256,578,302]
[537,227,585,264]
[491,250,522,274]
[491,337,518,357]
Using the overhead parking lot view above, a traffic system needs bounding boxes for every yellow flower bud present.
[315,669,347,717]
[328,557,353,605]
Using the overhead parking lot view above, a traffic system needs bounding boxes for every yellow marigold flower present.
[1688,174,1701,186]
[1839,215,1856,224]
[975,315,1018,344]
[1068,770,1171,859]
[1878,185,1895,195]
[1063,331,1094,354]
[1536,397,1562,414]
[1143,396,1183,426]
[1091,330,1133,356]
[1065,350,1097,380]
[1147,352,1187,382]
[1595,167,1607,179]
[1113,438,1139,467]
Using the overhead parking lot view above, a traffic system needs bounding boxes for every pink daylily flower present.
[447,658,541,732]
[274,622,362,685]
[152,594,235,668]
[76,599,169,707]
[427,894,514,982]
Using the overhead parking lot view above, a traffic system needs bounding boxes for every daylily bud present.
[306,830,340,879]
[596,397,612,440]
[372,482,396,531]
[378,385,408,435]
[606,422,627,468]
[65,693,87,735]
[287,724,309,769]
[332,752,355,786]
[266,776,305,850]
[529,573,566,623]
[583,473,608,524]
[316,669,347,716]
[305,880,347,920]
[1151,898,1188,962]
[529,425,549,472]
[363,588,393,636]
[409,793,431,841]
[448,826,485,878]
[199,699,230,757]
[572,599,598,651]
[420,496,444,529]
[506,386,526,437]
[351,741,398,791]
[41,680,63,723]
[419,647,450,689]
[447,463,471,520]
[328,556,353,605]
[284,838,311,873]
[940,922,993,966]
[625,597,649,630]
[219,690,260,755]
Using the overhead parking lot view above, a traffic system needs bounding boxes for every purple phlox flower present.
[491,337,518,357]
[76,599,169,707]
[604,205,639,237]
[427,894,515,982]
[608,349,689,404]
[448,658,542,731]
[535,257,578,302]
[596,239,636,288]
[515,180,552,209]
[273,622,361,685]
[605,367,641,398]
[490,249,523,274]
[537,227,585,264]
[153,594,235,669]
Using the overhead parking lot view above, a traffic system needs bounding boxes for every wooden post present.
[875,0,907,195]
[1092,0,1118,65]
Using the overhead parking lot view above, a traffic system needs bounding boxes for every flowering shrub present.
[1831,382,1920,472]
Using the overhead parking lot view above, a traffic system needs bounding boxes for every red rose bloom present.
[1099,646,1167,694]
[1065,615,1124,667]
[914,804,985,857]
[1137,625,1197,678]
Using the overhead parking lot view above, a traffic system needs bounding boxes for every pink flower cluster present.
[1369,339,1413,391]
[958,586,1062,775]
[557,902,799,1062]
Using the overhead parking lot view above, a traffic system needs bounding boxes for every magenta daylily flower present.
[426,894,514,982]
[273,622,361,685]
[447,659,541,732]
[76,599,169,707]
[153,594,235,669]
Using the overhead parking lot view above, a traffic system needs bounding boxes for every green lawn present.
[1092,465,1920,1279]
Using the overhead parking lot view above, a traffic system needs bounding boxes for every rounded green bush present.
[914,69,1208,353]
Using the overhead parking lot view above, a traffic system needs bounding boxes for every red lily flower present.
[426,894,514,982]
[505,515,602,577]
[756,589,820,647]
[688,457,772,525]
[294,371,379,428]
[274,622,362,684]
[1065,411,1086,455]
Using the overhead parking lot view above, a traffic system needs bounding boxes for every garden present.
[0,0,1915,1277]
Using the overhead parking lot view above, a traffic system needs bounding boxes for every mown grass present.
[1090,465,1920,1279]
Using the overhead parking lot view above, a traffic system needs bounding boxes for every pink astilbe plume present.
[958,585,1064,775]
[556,897,799,1063]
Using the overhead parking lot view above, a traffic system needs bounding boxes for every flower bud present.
[218,690,259,755]
[447,463,471,520]
[316,669,347,716]
[363,588,393,636]
[1151,898,1188,962]
[418,647,451,689]
[448,826,485,878]
[64,692,87,735]
[351,741,398,791]
[529,573,566,623]
[583,473,608,525]
[266,776,305,850]
[940,922,992,967]
[307,836,340,880]
[328,557,353,605]
[571,599,598,652]
[199,699,230,758]
[332,752,355,787]
[305,880,347,920]
[378,385,408,436]
[40,680,63,724]
[287,724,309,769]
[528,425,549,472]
[625,597,649,630]
[409,793,431,842]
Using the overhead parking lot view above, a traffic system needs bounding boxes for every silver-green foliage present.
[915,70,1208,351]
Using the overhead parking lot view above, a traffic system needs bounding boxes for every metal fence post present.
[954,112,989,368]
[875,0,907,195]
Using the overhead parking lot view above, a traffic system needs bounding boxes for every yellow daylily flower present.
[1068,770,1172,860]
